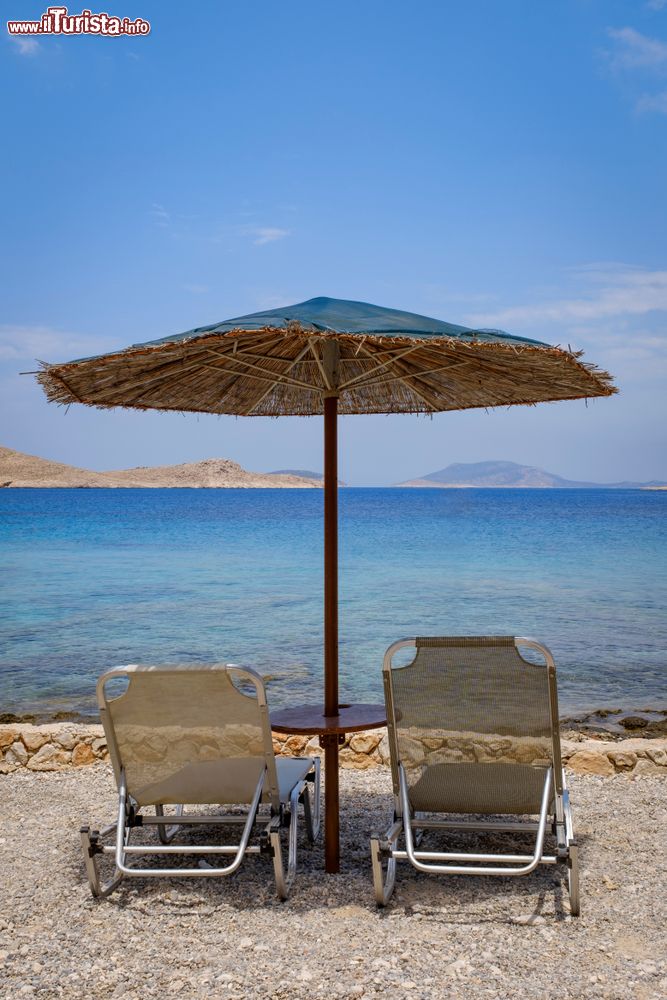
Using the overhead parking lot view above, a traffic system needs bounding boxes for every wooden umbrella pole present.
[324,393,339,716]
[323,392,340,873]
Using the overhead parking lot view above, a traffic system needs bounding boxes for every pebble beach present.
[1,765,665,1000]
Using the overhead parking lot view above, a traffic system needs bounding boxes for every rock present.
[421,736,444,750]
[643,746,667,767]
[510,914,546,926]
[399,737,425,767]
[512,739,551,764]
[339,749,375,770]
[5,742,28,766]
[607,750,637,771]
[377,733,391,765]
[349,732,382,754]
[566,750,615,776]
[283,735,309,755]
[620,716,648,730]
[26,744,70,771]
[632,759,663,776]
[54,729,79,750]
[0,727,20,749]
[20,727,50,752]
[91,737,107,752]
[140,734,168,761]
[447,959,472,975]
[72,742,96,766]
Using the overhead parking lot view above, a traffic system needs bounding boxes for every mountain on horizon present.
[397,460,667,489]
[269,469,348,486]
[270,469,323,479]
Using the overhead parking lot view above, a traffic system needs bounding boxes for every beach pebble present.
[510,914,546,926]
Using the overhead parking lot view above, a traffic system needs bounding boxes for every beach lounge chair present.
[370,636,579,913]
[81,664,320,900]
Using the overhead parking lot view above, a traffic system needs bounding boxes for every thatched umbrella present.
[36,295,616,873]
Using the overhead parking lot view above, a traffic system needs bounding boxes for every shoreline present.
[3,483,667,489]
[2,705,666,740]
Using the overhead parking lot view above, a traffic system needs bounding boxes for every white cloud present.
[647,1,667,11]
[466,265,667,328]
[0,325,117,363]
[245,227,290,246]
[9,37,40,56]
[607,27,667,70]
[637,89,667,112]
[150,203,170,227]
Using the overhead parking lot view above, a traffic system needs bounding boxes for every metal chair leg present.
[156,804,184,844]
[568,843,580,916]
[269,817,288,901]
[370,834,398,906]
[562,779,580,916]
[81,826,123,899]
[370,818,401,906]
[302,759,321,843]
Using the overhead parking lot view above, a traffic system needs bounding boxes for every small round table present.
[271,702,387,874]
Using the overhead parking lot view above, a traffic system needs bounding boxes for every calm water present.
[0,488,665,718]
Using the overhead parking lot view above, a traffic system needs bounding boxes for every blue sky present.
[2,0,666,485]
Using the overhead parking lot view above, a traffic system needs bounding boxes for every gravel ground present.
[0,765,665,1000]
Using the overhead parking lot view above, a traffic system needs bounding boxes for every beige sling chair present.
[81,664,320,900]
[370,637,579,914]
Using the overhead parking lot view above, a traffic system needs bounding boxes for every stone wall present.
[1,723,665,777]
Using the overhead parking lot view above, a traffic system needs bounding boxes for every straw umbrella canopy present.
[36,295,616,872]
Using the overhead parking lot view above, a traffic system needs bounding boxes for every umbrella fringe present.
[34,324,616,417]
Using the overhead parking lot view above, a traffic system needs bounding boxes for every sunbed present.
[81,664,320,900]
[370,636,579,913]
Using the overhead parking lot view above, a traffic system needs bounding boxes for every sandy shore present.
[0,766,665,999]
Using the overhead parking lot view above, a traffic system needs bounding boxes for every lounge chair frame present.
[81,664,320,901]
[370,637,579,913]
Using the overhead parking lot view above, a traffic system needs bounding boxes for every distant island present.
[270,469,347,486]
[270,469,323,480]
[397,460,667,490]
[0,446,321,489]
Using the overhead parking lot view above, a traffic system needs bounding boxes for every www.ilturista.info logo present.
[7,6,150,37]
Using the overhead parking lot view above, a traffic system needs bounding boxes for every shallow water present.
[0,488,665,717]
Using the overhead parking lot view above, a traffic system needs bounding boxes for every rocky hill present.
[0,446,321,489]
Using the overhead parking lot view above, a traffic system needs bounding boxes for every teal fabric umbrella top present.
[37,295,614,417]
[143,296,545,349]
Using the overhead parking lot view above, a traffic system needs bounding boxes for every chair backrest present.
[98,664,280,810]
[383,636,563,815]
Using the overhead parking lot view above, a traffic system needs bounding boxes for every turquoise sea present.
[0,488,665,718]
